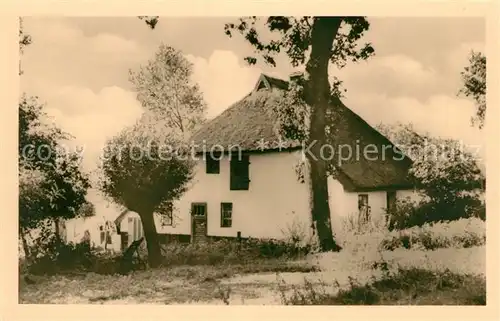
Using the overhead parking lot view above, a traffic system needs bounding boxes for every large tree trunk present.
[138,210,162,268]
[303,17,343,252]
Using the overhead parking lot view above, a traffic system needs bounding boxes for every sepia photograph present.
[17,14,488,306]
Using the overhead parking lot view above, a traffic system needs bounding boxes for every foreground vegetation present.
[279,267,485,305]
[19,218,486,305]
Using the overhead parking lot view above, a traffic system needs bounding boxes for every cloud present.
[327,42,485,162]
[40,85,143,171]
[186,50,262,118]
[332,54,444,101]
[20,18,149,172]
[91,33,142,54]
[343,91,485,160]
[446,41,485,77]
[21,18,149,92]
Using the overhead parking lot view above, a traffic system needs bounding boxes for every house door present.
[191,203,207,243]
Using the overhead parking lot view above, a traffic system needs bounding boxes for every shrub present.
[386,194,485,231]
[24,229,128,276]
[380,218,485,251]
[337,216,485,253]
[158,237,313,267]
[279,268,486,305]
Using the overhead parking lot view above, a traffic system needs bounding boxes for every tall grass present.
[336,216,485,252]
[278,268,486,305]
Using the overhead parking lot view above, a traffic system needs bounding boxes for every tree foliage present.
[77,200,96,218]
[459,51,486,129]
[99,112,195,266]
[129,43,207,138]
[138,16,159,30]
[19,95,91,231]
[99,115,195,213]
[224,17,374,69]
[19,23,90,247]
[19,17,32,75]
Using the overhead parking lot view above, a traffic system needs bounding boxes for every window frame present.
[358,194,370,222]
[220,202,233,228]
[358,194,369,209]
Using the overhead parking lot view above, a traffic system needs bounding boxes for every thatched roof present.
[190,74,414,191]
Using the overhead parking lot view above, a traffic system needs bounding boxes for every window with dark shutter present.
[206,153,220,174]
[220,203,233,228]
[230,154,250,190]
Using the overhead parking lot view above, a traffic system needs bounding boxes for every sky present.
[20,17,486,208]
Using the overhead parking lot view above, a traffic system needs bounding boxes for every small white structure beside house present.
[61,191,124,251]
[64,215,121,251]
[115,74,420,245]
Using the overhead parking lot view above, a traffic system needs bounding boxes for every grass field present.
[19,244,485,305]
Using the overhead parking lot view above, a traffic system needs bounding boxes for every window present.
[160,202,174,227]
[358,194,369,209]
[221,203,233,228]
[358,194,370,222]
[206,153,220,174]
[386,191,397,213]
[230,154,250,190]
[192,204,206,216]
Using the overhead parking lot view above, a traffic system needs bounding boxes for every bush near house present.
[380,218,485,251]
[279,267,486,305]
[338,216,485,254]
[22,240,125,276]
[22,235,315,277]
[278,216,486,306]
[157,237,313,267]
[386,196,485,231]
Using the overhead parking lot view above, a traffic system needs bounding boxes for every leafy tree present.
[138,16,159,30]
[19,96,91,241]
[19,22,91,255]
[110,42,207,265]
[223,17,374,251]
[77,201,96,218]
[377,122,485,228]
[129,43,207,138]
[99,114,195,267]
[459,51,486,129]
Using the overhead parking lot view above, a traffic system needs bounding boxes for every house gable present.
[189,73,414,192]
